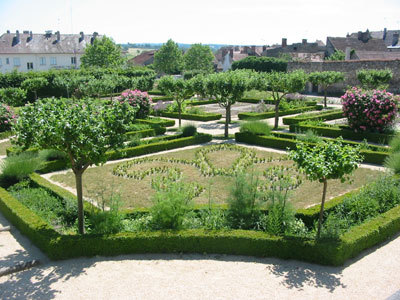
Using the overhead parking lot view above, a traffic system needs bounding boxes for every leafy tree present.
[157,76,192,126]
[189,74,209,99]
[289,138,362,238]
[206,70,251,137]
[309,71,345,108]
[326,50,345,61]
[81,36,125,68]
[13,98,136,234]
[256,70,308,129]
[357,69,393,90]
[232,56,287,72]
[183,44,214,73]
[21,77,48,100]
[153,39,183,74]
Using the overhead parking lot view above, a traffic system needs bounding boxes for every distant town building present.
[262,38,326,62]
[0,30,101,73]
[349,28,400,51]
[128,50,156,66]
[214,46,265,71]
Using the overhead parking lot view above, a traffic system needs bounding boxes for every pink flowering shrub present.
[118,89,152,119]
[0,104,16,132]
[342,87,398,133]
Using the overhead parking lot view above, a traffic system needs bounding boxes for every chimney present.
[302,39,307,45]
[6,30,10,34]
[27,31,33,42]
[282,38,287,48]
[229,49,234,58]
[383,28,387,40]
[345,47,351,60]
[91,32,99,44]
[15,30,20,42]
[56,31,60,42]
[393,33,399,46]
[251,45,256,54]
[79,31,84,43]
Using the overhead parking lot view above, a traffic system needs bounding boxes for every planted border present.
[238,105,323,120]
[156,112,222,121]
[283,109,343,125]
[136,118,175,127]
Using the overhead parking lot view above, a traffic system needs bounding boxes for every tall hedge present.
[231,56,287,73]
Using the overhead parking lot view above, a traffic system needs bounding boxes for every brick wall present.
[288,59,400,95]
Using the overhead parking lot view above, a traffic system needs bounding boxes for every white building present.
[0,30,100,73]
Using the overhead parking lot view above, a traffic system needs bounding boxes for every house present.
[349,28,400,51]
[326,31,396,60]
[262,38,326,62]
[0,30,101,73]
[214,46,266,71]
[128,50,156,66]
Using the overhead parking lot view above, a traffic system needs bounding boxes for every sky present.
[0,0,399,45]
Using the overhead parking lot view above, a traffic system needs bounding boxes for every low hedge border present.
[282,109,344,125]
[238,105,323,120]
[151,96,173,101]
[1,175,400,265]
[239,98,318,107]
[289,123,395,144]
[186,99,219,106]
[235,132,389,165]
[155,112,222,121]
[148,90,166,96]
[136,118,175,127]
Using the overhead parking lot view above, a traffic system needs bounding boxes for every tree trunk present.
[178,102,182,127]
[74,170,85,235]
[225,105,230,138]
[324,89,327,109]
[317,179,328,239]
[274,99,280,130]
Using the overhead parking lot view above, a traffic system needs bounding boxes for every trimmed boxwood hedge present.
[239,98,318,106]
[283,109,344,125]
[238,105,323,120]
[235,132,389,165]
[125,127,166,138]
[290,123,395,144]
[1,174,400,265]
[136,118,175,127]
[186,99,219,106]
[151,96,173,101]
[148,90,166,96]
[156,112,222,121]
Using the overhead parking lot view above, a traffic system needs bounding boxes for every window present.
[71,57,77,64]
[6,58,9,65]
[50,57,57,65]
[27,62,33,70]
[40,57,46,65]
[13,58,20,66]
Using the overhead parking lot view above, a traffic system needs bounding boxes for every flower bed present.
[282,109,343,125]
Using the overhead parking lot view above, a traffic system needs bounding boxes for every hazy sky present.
[1,0,399,45]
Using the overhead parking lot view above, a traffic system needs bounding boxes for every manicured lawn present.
[50,144,381,210]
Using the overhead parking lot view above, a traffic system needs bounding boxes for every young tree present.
[153,39,183,74]
[21,77,48,100]
[13,98,136,234]
[257,70,308,130]
[183,44,214,73]
[326,50,345,61]
[157,76,192,126]
[309,71,345,108]
[81,36,125,68]
[189,74,209,100]
[206,70,250,137]
[356,69,393,90]
[289,138,362,238]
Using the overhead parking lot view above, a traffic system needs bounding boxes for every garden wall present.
[288,59,400,94]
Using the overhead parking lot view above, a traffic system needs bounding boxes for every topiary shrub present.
[0,104,16,132]
[0,87,27,106]
[181,124,197,137]
[341,87,397,133]
[118,89,153,119]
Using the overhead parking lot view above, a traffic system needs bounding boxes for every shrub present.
[186,106,205,115]
[0,104,16,132]
[357,69,393,90]
[0,87,27,106]
[296,129,323,143]
[341,87,397,133]
[239,121,271,136]
[38,149,67,161]
[181,124,197,137]
[0,153,43,187]
[118,89,153,119]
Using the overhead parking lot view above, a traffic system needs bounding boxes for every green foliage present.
[356,69,393,90]
[38,149,68,161]
[296,129,323,143]
[308,71,345,107]
[153,39,183,74]
[0,87,27,106]
[181,124,197,137]
[0,153,43,187]
[183,44,214,73]
[282,109,343,125]
[384,133,400,174]
[238,105,318,120]
[326,50,345,61]
[231,56,287,72]
[81,36,125,68]
[20,77,48,99]
[239,121,271,136]
[89,195,125,235]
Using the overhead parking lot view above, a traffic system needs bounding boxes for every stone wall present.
[288,59,400,95]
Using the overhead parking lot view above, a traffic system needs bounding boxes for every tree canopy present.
[308,71,345,108]
[183,44,214,73]
[154,39,183,74]
[81,36,125,68]
[356,69,393,90]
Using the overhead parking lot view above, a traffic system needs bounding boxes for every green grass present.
[243,90,273,100]
[50,145,381,211]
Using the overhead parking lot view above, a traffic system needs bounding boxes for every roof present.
[350,29,400,47]
[327,36,388,52]
[353,50,400,60]
[129,50,156,65]
[0,31,101,54]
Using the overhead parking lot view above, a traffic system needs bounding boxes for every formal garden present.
[0,57,399,266]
